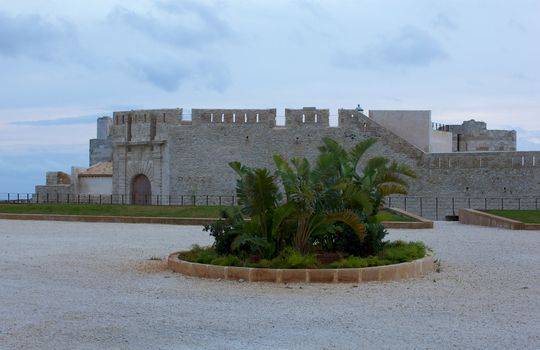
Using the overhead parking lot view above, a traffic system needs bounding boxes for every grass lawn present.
[484,210,540,224]
[375,210,415,222]
[0,204,416,222]
[0,204,227,218]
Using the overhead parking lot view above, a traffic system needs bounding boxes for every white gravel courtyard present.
[0,219,539,349]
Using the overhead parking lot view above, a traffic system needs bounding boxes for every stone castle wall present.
[89,117,113,166]
[446,120,516,152]
[104,107,540,218]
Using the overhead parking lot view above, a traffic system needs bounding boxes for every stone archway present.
[131,174,151,205]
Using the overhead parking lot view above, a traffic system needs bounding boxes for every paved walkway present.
[0,220,539,349]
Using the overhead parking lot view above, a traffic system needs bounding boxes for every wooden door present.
[131,174,151,205]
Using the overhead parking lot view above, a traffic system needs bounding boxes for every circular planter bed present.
[168,253,436,283]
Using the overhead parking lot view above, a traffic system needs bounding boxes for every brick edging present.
[459,208,540,230]
[167,253,436,283]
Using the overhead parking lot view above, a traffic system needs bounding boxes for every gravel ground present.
[0,220,539,350]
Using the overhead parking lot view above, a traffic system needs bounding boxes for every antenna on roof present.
[355,104,364,112]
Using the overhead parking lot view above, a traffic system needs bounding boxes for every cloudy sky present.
[0,0,539,192]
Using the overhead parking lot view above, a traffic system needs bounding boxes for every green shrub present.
[334,222,388,257]
[329,241,426,268]
[178,245,218,264]
[329,256,369,268]
[203,208,246,255]
[382,240,426,263]
[210,255,243,266]
[270,247,320,269]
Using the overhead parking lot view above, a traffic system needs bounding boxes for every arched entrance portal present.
[131,174,151,205]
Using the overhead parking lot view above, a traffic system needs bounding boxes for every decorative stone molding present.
[168,253,436,283]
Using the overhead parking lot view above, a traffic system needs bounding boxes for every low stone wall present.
[168,253,436,283]
[458,208,540,230]
[0,213,212,226]
[383,208,433,229]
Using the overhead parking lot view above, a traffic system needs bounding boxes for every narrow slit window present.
[210,113,214,123]
[522,156,525,166]
[302,114,305,123]
[233,113,236,123]
[315,114,318,123]
[221,113,225,123]
[244,113,247,123]
[256,113,259,123]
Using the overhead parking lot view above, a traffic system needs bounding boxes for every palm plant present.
[317,137,416,221]
[273,154,366,254]
[224,137,416,257]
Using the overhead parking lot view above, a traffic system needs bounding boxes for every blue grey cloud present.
[128,59,192,92]
[0,12,77,61]
[11,114,103,126]
[108,1,230,49]
[432,12,457,31]
[127,57,230,92]
[334,26,447,69]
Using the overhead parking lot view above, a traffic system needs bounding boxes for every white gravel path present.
[0,220,539,350]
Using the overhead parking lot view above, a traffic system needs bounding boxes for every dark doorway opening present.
[131,174,151,205]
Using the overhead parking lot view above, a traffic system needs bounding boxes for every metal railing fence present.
[1,193,539,221]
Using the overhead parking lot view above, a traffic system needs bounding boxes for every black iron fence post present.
[404,197,407,212]
[435,197,438,220]
[420,197,423,217]
[452,197,455,216]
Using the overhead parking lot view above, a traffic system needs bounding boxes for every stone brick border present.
[168,253,436,283]
[459,208,540,230]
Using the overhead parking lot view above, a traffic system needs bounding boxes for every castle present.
[36,107,538,219]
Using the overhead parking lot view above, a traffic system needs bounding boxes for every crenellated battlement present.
[285,107,329,127]
[112,109,182,143]
[113,108,183,125]
[191,109,276,127]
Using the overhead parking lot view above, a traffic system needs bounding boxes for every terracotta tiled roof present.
[78,162,112,177]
